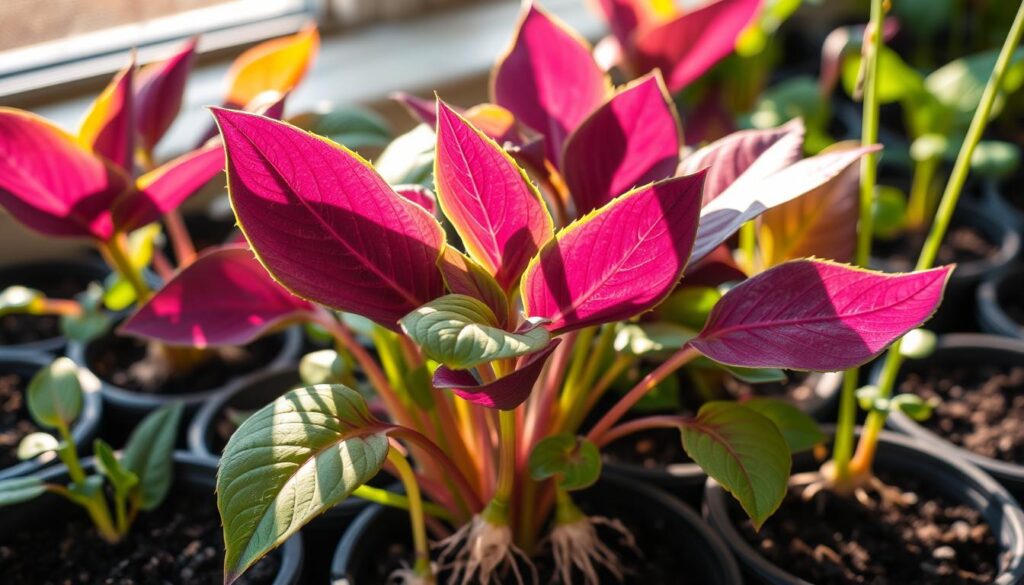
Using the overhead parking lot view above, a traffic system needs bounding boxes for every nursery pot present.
[331,473,742,584]
[66,325,302,438]
[978,265,1024,339]
[704,426,1024,584]
[873,200,1019,332]
[0,257,108,354]
[0,349,102,480]
[0,451,303,584]
[602,371,842,507]
[981,179,1024,231]
[879,334,1024,497]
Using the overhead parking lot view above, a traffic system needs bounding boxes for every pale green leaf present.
[0,476,46,506]
[121,402,183,511]
[743,398,825,453]
[528,434,601,491]
[27,357,83,430]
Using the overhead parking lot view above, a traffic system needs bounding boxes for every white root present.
[436,514,537,585]
[542,515,638,585]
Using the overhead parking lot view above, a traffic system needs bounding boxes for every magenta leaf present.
[679,119,804,206]
[78,61,135,171]
[492,2,609,165]
[135,38,197,155]
[691,260,953,371]
[522,173,704,333]
[633,0,762,93]
[0,109,128,240]
[212,108,446,330]
[438,246,510,328]
[562,72,680,214]
[593,0,650,50]
[393,92,439,128]
[120,246,314,347]
[394,184,437,216]
[434,100,553,290]
[433,339,560,410]
[114,143,225,232]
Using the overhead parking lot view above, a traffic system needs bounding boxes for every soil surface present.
[0,371,36,469]
[86,333,282,395]
[0,489,280,584]
[876,225,998,273]
[739,473,1000,584]
[0,272,98,346]
[900,362,1024,463]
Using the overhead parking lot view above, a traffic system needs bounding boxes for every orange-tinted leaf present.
[78,60,134,171]
[224,24,319,108]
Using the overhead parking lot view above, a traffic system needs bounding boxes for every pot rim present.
[978,265,1024,339]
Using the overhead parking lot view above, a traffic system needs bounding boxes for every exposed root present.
[436,515,537,585]
[541,516,639,585]
[790,467,917,510]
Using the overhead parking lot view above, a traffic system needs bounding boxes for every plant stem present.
[493,410,517,509]
[906,156,940,230]
[354,484,453,521]
[387,449,435,583]
[389,426,483,513]
[739,221,758,273]
[102,233,151,303]
[849,0,1024,478]
[592,415,688,448]
[163,211,197,268]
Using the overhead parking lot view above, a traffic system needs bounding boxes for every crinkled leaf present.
[78,61,134,170]
[742,398,825,452]
[692,260,953,371]
[27,357,83,430]
[433,339,560,409]
[528,433,601,491]
[224,25,319,108]
[218,384,389,583]
[136,38,197,154]
[522,174,703,333]
[121,402,184,511]
[0,477,45,506]
[681,401,790,529]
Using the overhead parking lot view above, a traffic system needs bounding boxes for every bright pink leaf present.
[120,246,314,347]
[393,92,439,128]
[492,3,609,165]
[434,339,560,409]
[114,143,225,232]
[434,101,553,290]
[691,260,952,371]
[522,173,704,333]
[0,109,128,240]
[78,61,135,171]
[135,38,197,155]
[633,0,762,93]
[562,72,680,213]
[212,108,446,330]
[394,184,437,216]
[593,0,650,50]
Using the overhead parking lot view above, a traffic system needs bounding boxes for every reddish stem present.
[594,415,689,448]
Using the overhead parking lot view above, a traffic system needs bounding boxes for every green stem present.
[907,156,940,230]
[493,410,517,507]
[354,484,453,521]
[387,450,435,582]
[102,234,151,303]
[739,221,757,272]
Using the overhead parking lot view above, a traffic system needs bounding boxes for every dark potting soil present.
[0,371,36,469]
[738,473,1000,584]
[900,362,1024,463]
[0,490,280,584]
[0,272,97,345]
[875,226,998,273]
[86,332,282,395]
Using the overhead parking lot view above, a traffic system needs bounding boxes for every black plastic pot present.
[67,326,302,437]
[981,179,1024,231]
[602,371,842,507]
[978,265,1024,339]
[873,200,1020,332]
[0,258,108,354]
[0,349,102,480]
[0,451,304,584]
[704,426,1024,585]
[331,473,742,584]
[879,334,1024,497]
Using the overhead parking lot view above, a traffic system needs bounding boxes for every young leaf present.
[437,246,510,327]
[528,433,601,491]
[27,357,83,430]
[0,476,46,506]
[400,294,549,370]
[120,246,314,347]
[219,384,390,583]
[562,72,681,213]
[121,402,184,511]
[393,184,437,216]
[682,401,790,528]
[692,260,953,371]
[135,38,197,154]
[0,109,128,240]
[492,3,609,165]
[17,432,59,460]
[94,438,139,493]
[224,24,320,108]
[433,339,560,410]
[522,174,703,333]
[78,61,134,171]
[212,108,446,330]
[742,398,825,453]
[434,100,553,289]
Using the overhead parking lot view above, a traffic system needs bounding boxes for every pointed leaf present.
[0,109,127,240]
[435,100,553,289]
[78,61,134,170]
[394,184,437,215]
[393,91,439,128]
[492,3,609,165]
[438,245,510,328]
[593,0,654,49]
[121,402,184,511]
[690,144,878,264]
[742,398,825,453]
[120,247,313,347]
[225,25,319,108]
[633,0,762,93]
[212,108,446,330]
[562,72,681,213]
[528,433,601,491]
[136,38,197,154]
[681,401,790,529]
[433,338,560,409]
[219,384,390,583]
[692,260,953,371]
[522,174,703,333]
[0,477,45,507]
[94,438,139,493]
[400,294,549,370]
[27,357,83,430]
